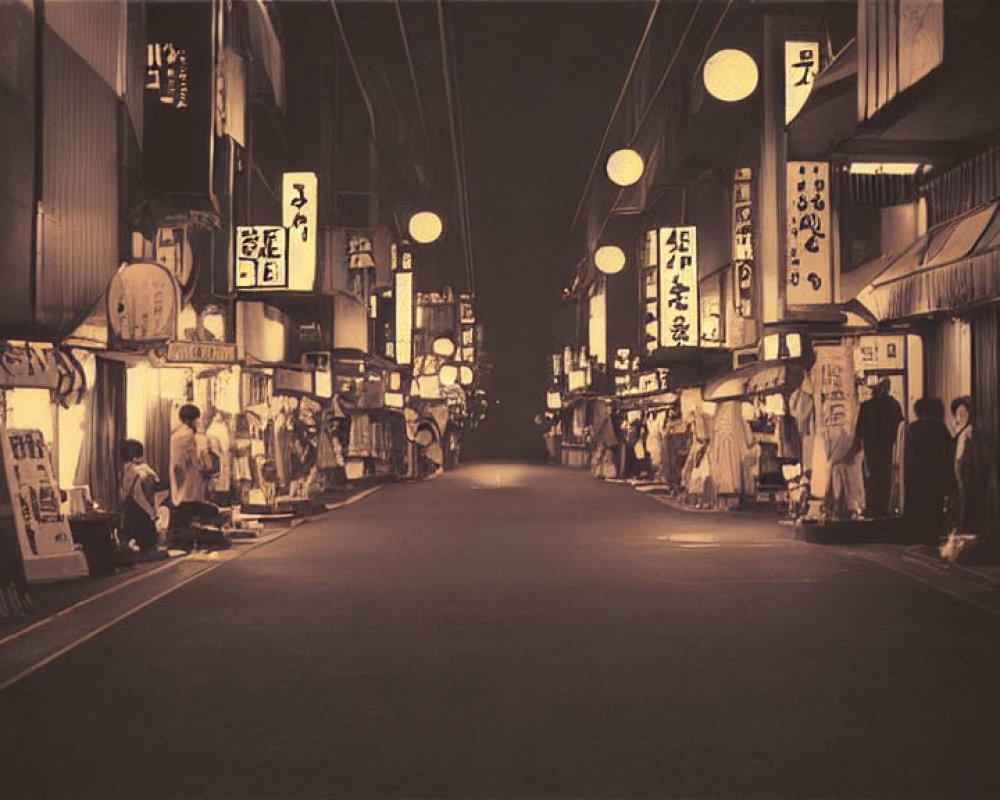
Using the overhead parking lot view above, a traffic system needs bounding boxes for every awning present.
[703,362,804,403]
[853,199,1000,320]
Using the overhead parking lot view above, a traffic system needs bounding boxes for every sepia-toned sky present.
[450,1,652,458]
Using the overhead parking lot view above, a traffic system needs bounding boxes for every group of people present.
[839,378,989,546]
[904,394,988,546]
[117,404,228,557]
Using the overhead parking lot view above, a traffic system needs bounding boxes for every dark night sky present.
[449,1,653,459]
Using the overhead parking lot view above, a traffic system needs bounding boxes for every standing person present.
[119,439,162,557]
[839,378,903,518]
[170,404,213,518]
[903,398,953,544]
[205,410,232,507]
[950,396,988,538]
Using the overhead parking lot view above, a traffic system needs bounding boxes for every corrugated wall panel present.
[0,0,36,334]
[37,29,120,334]
[44,0,123,92]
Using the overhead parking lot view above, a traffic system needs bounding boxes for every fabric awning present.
[853,199,1000,320]
[703,362,803,402]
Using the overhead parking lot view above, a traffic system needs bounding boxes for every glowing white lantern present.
[606,149,644,187]
[459,365,474,386]
[594,245,626,275]
[408,211,443,244]
[703,49,758,102]
[439,364,459,386]
[432,337,456,358]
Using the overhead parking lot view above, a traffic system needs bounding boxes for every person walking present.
[903,398,953,544]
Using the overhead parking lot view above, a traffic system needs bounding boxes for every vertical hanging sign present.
[786,161,832,305]
[642,229,660,354]
[282,172,318,291]
[658,226,698,348]
[785,41,820,124]
[732,168,754,318]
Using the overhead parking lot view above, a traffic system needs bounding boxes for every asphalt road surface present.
[3,462,1000,798]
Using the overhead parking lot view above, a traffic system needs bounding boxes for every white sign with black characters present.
[786,161,832,305]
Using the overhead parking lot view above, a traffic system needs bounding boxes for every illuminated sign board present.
[658,226,698,347]
[235,226,287,289]
[786,162,832,305]
[785,41,819,124]
[282,172,317,290]
[732,168,754,318]
[394,270,413,365]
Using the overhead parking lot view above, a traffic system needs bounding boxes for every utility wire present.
[436,0,475,296]
[329,0,377,143]
[394,0,433,161]
[571,0,662,229]
[445,6,477,297]
[590,0,733,258]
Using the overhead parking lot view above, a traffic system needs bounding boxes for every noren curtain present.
[74,358,125,513]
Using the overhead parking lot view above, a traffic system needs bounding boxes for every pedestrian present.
[839,377,903,518]
[903,398,953,545]
[119,439,162,558]
[170,404,217,525]
[950,396,989,538]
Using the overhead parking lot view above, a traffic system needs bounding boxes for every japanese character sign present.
[642,229,659,354]
[785,41,819,124]
[658,226,698,348]
[146,42,189,108]
[732,168,754,317]
[235,226,287,289]
[786,162,832,305]
[282,172,318,290]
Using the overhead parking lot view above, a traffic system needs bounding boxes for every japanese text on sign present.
[642,229,659,355]
[785,41,819,124]
[786,161,832,305]
[732,168,754,318]
[146,42,189,108]
[658,226,698,348]
[282,172,318,291]
[235,226,287,289]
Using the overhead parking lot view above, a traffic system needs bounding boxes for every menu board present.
[0,426,88,583]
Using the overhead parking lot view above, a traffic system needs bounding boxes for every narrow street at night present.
[3,463,1000,798]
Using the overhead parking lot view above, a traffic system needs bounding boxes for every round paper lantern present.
[606,149,644,187]
[594,245,626,275]
[408,211,443,244]
[703,49,758,102]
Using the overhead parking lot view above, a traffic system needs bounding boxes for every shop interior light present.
[439,364,459,386]
[459,365,474,386]
[848,162,926,175]
[408,211,443,244]
[703,48,759,102]
[606,149,644,187]
[432,337,457,358]
[594,245,626,275]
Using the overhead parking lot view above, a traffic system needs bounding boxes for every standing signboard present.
[0,425,88,583]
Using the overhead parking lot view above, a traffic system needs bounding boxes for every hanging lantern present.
[408,211,443,244]
[703,49,758,102]
[594,245,626,275]
[606,149,644,187]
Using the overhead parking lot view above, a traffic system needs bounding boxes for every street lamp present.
[408,211,443,244]
[703,48,759,102]
[594,245,626,275]
[606,149,644,187]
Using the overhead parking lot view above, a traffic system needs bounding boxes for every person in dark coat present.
[950,396,989,537]
[840,378,904,518]
[903,398,953,544]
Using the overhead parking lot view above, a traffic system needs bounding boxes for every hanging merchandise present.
[0,425,88,583]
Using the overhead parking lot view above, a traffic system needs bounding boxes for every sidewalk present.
[630,479,1000,606]
[0,482,384,640]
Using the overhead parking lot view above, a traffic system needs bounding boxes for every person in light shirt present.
[170,404,211,508]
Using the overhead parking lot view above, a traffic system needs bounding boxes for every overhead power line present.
[436,0,476,296]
